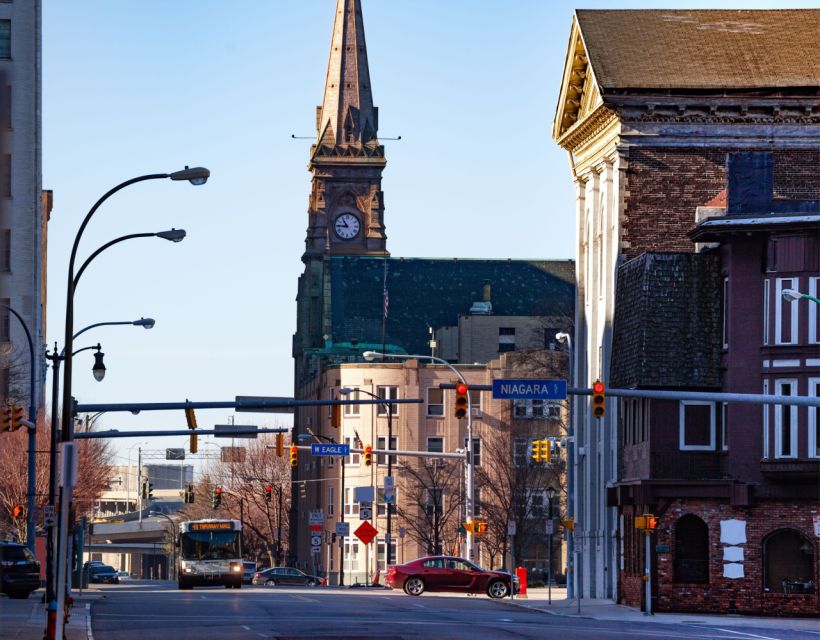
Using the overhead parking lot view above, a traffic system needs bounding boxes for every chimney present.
[482,280,492,302]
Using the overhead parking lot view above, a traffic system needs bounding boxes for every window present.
[775,278,799,345]
[763,279,770,346]
[809,378,819,459]
[775,379,797,458]
[722,277,729,349]
[0,298,9,341]
[721,402,729,451]
[0,231,8,272]
[528,490,546,519]
[763,529,815,594]
[427,388,444,417]
[344,436,359,465]
[343,388,360,416]
[463,437,480,467]
[514,399,561,419]
[673,515,709,583]
[376,385,399,416]
[513,437,528,467]
[0,21,9,59]
[327,487,334,516]
[679,401,715,451]
[376,537,397,570]
[343,538,360,572]
[343,487,359,517]
[426,437,443,453]
[469,388,482,416]
[376,435,397,465]
[425,488,443,517]
[422,558,444,568]
[499,327,516,353]
[810,277,820,345]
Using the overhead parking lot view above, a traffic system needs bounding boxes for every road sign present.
[398,527,405,539]
[492,379,567,400]
[354,521,378,545]
[309,509,324,526]
[310,524,323,532]
[214,424,258,439]
[359,502,372,520]
[335,522,350,537]
[546,520,554,535]
[507,521,517,536]
[311,545,321,554]
[235,396,295,414]
[310,443,350,456]
[310,535,322,547]
[354,486,374,503]
[574,537,583,553]
[165,448,185,460]
[43,505,56,528]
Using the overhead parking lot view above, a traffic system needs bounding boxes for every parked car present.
[116,571,131,581]
[242,562,257,584]
[385,556,519,599]
[0,541,41,599]
[87,564,119,584]
[252,566,321,587]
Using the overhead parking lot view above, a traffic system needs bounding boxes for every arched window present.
[674,514,709,583]
[764,529,815,594]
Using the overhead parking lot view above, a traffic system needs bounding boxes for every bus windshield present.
[180,530,241,560]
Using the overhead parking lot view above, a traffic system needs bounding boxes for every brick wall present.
[621,498,819,616]
[622,148,820,260]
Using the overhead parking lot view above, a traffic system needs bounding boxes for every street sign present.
[354,486,374,503]
[310,535,322,547]
[310,443,350,456]
[574,537,583,552]
[546,520,554,535]
[492,379,567,400]
[508,520,517,536]
[398,527,406,539]
[165,448,185,460]
[335,522,350,537]
[43,505,56,527]
[214,424,258,439]
[235,395,295,414]
[359,502,372,520]
[311,545,321,554]
[309,509,324,526]
[354,521,378,545]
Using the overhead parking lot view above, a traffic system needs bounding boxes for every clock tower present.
[304,0,388,258]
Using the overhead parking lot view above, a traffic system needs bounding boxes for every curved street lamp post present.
[148,511,177,580]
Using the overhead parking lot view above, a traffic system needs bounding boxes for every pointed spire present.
[317,0,378,148]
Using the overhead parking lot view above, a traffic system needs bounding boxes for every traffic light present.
[275,433,284,457]
[0,406,11,432]
[331,403,341,428]
[532,439,543,463]
[289,445,298,468]
[185,406,198,454]
[184,484,195,504]
[474,520,488,536]
[212,486,222,509]
[147,483,154,500]
[299,482,307,499]
[141,481,148,500]
[265,484,272,503]
[9,405,24,432]
[539,439,552,463]
[11,504,22,519]
[592,379,606,418]
[634,514,658,530]
[363,444,373,467]
[454,383,468,420]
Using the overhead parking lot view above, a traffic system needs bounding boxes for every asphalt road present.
[88,582,820,640]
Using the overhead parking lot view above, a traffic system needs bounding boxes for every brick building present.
[552,9,819,612]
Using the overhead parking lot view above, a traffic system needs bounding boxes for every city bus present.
[178,519,243,590]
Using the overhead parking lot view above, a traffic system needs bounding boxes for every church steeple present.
[304,0,388,258]
[316,0,379,149]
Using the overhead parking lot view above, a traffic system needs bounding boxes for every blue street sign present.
[310,443,350,456]
[492,379,567,400]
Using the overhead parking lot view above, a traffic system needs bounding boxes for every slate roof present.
[576,10,820,90]
[329,257,575,356]
[610,252,721,389]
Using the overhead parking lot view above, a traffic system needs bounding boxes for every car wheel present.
[487,580,509,599]
[6,590,30,600]
[403,577,425,596]
[265,579,277,587]
[178,580,192,590]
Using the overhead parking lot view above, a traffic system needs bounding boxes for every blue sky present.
[42,0,818,471]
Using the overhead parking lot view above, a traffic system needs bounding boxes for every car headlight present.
[232,565,241,572]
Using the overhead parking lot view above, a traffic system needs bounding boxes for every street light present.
[340,386,394,564]
[148,511,177,581]
[782,288,820,305]
[56,168,207,640]
[362,350,476,562]
[546,485,556,605]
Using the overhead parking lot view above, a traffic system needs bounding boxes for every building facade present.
[552,9,820,606]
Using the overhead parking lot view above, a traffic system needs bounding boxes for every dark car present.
[242,562,257,584]
[87,564,119,584]
[385,556,519,599]
[0,541,41,599]
[252,566,321,587]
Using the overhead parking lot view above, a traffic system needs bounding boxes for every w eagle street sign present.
[492,379,567,400]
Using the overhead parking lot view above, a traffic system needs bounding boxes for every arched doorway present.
[674,514,709,583]
[763,529,815,594]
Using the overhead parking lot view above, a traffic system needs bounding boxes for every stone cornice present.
[556,104,619,151]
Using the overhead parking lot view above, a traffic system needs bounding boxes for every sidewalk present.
[0,589,100,640]
[499,587,820,633]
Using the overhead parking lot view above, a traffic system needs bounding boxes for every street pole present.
[644,530,653,615]
[548,493,554,605]
[556,331,576,602]
[138,448,143,523]
[386,402,393,565]
[340,451,345,586]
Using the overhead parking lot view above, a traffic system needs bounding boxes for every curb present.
[493,597,597,620]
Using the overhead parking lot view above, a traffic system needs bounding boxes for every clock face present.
[334,213,360,240]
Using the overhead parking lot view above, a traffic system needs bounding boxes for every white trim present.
[762,360,770,368]
[722,276,729,350]
[679,401,716,451]
[774,378,798,459]
[772,359,800,368]
[775,278,798,345]
[806,359,820,367]
[809,377,819,459]
[762,380,769,459]
[762,279,770,346]
[721,402,729,451]
[810,277,819,344]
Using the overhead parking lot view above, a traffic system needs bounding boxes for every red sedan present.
[385,556,518,598]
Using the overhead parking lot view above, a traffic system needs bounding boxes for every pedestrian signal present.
[0,406,11,432]
[9,406,24,431]
[11,504,23,519]
[592,380,606,418]
[454,383,468,419]
[265,484,272,503]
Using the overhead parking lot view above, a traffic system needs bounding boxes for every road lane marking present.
[714,629,785,640]
[290,594,319,602]
[242,625,251,631]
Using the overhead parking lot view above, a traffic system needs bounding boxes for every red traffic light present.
[265,484,272,492]
[455,383,468,395]
[592,381,605,394]
[214,486,222,495]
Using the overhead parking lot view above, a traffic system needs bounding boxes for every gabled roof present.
[329,257,575,356]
